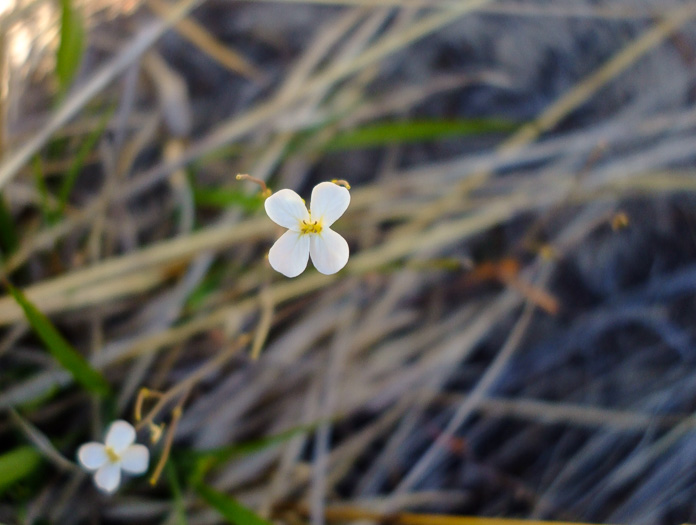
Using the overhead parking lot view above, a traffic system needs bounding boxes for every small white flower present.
[77,420,149,494]
[264,181,350,277]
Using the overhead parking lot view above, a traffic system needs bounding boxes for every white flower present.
[264,181,350,277]
[77,420,149,494]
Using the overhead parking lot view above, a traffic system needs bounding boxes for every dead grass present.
[2,1,696,524]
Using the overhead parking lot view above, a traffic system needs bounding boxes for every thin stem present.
[149,390,189,486]
[135,333,251,431]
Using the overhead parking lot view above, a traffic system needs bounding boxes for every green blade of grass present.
[190,144,243,168]
[196,483,272,525]
[323,118,517,151]
[192,186,264,212]
[58,108,113,213]
[188,421,324,469]
[176,421,326,485]
[7,283,111,397]
[56,0,85,93]
[31,155,57,225]
[0,446,42,495]
[167,462,189,525]
[185,265,227,311]
[0,195,19,259]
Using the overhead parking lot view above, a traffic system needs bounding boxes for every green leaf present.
[323,118,517,151]
[7,283,111,397]
[187,421,323,478]
[0,195,19,258]
[190,145,243,168]
[185,265,227,311]
[196,483,272,525]
[192,187,264,212]
[0,447,42,495]
[58,108,113,212]
[177,421,332,486]
[31,156,57,225]
[167,462,189,525]
[16,384,60,413]
[56,0,85,92]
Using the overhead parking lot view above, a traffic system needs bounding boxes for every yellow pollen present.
[300,218,322,235]
[105,446,120,463]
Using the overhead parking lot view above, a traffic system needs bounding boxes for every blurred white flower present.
[265,181,350,277]
[77,420,149,494]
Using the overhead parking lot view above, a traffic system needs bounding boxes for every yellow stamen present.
[236,174,270,197]
[611,211,629,231]
[300,218,323,235]
[149,422,165,444]
[105,447,120,463]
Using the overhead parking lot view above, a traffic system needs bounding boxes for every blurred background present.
[2,0,696,523]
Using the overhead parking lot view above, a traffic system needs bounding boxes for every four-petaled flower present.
[264,181,350,277]
[77,420,149,494]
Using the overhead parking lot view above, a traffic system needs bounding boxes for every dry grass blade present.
[147,0,265,82]
[3,1,696,524]
[8,408,77,472]
[301,505,607,525]
[499,2,696,155]
[0,0,204,190]
[119,0,494,198]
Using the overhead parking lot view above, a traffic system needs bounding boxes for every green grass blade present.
[58,108,113,212]
[7,283,111,397]
[56,0,85,93]
[188,421,323,470]
[192,186,265,212]
[0,446,42,495]
[190,144,243,168]
[31,156,57,225]
[323,118,517,151]
[185,265,227,311]
[196,483,272,525]
[167,462,189,525]
[180,420,328,485]
[0,195,19,258]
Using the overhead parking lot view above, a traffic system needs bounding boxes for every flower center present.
[105,446,121,463]
[300,217,322,235]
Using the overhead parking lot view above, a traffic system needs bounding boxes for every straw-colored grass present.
[2,1,696,524]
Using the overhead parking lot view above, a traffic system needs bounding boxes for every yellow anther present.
[149,422,165,444]
[611,211,629,231]
[331,179,351,189]
[236,174,269,196]
[539,245,556,261]
[300,219,322,235]
[134,387,149,422]
[105,447,120,463]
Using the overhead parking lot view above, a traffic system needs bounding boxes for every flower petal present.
[269,230,310,278]
[309,228,349,275]
[310,182,350,227]
[105,420,135,454]
[264,189,309,231]
[94,463,121,494]
[120,445,149,475]
[78,443,107,471]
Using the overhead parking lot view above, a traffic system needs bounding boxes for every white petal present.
[77,443,107,471]
[309,228,349,275]
[94,463,121,494]
[264,189,309,231]
[120,444,149,475]
[269,230,310,278]
[310,182,350,227]
[105,420,135,454]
